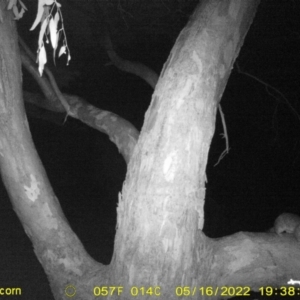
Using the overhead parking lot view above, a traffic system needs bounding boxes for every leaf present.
[12,5,19,19]
[30,0,54,31]
[38,18,48,50]
[7,0,17,10]
[49,17,58,49]
[53,31,60,58]
[38,44,47,76]
[30,0,44,30]
[54,11,60,25]
[18,0,27,11]
[11,0,27,20]
[58,45,66,57]
[18,7,26,19]
[41,6,50,25]
[67,53,71,64]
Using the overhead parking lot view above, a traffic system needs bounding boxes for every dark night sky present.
[1,0,300,298]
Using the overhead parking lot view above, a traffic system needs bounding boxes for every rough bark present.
[108,1,267,299]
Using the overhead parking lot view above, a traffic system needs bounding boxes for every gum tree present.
[2,1,296,300]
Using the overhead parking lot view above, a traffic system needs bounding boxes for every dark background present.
[0,0,300,299]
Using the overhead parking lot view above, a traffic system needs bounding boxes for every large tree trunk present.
[4,1,299,300]
[0,2,103,299]
[111,0,259,280]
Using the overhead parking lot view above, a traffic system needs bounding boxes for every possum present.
[273,213,300,242]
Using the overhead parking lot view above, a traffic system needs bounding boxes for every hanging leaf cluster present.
[30,0,71,76]
[6,0,27,20]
